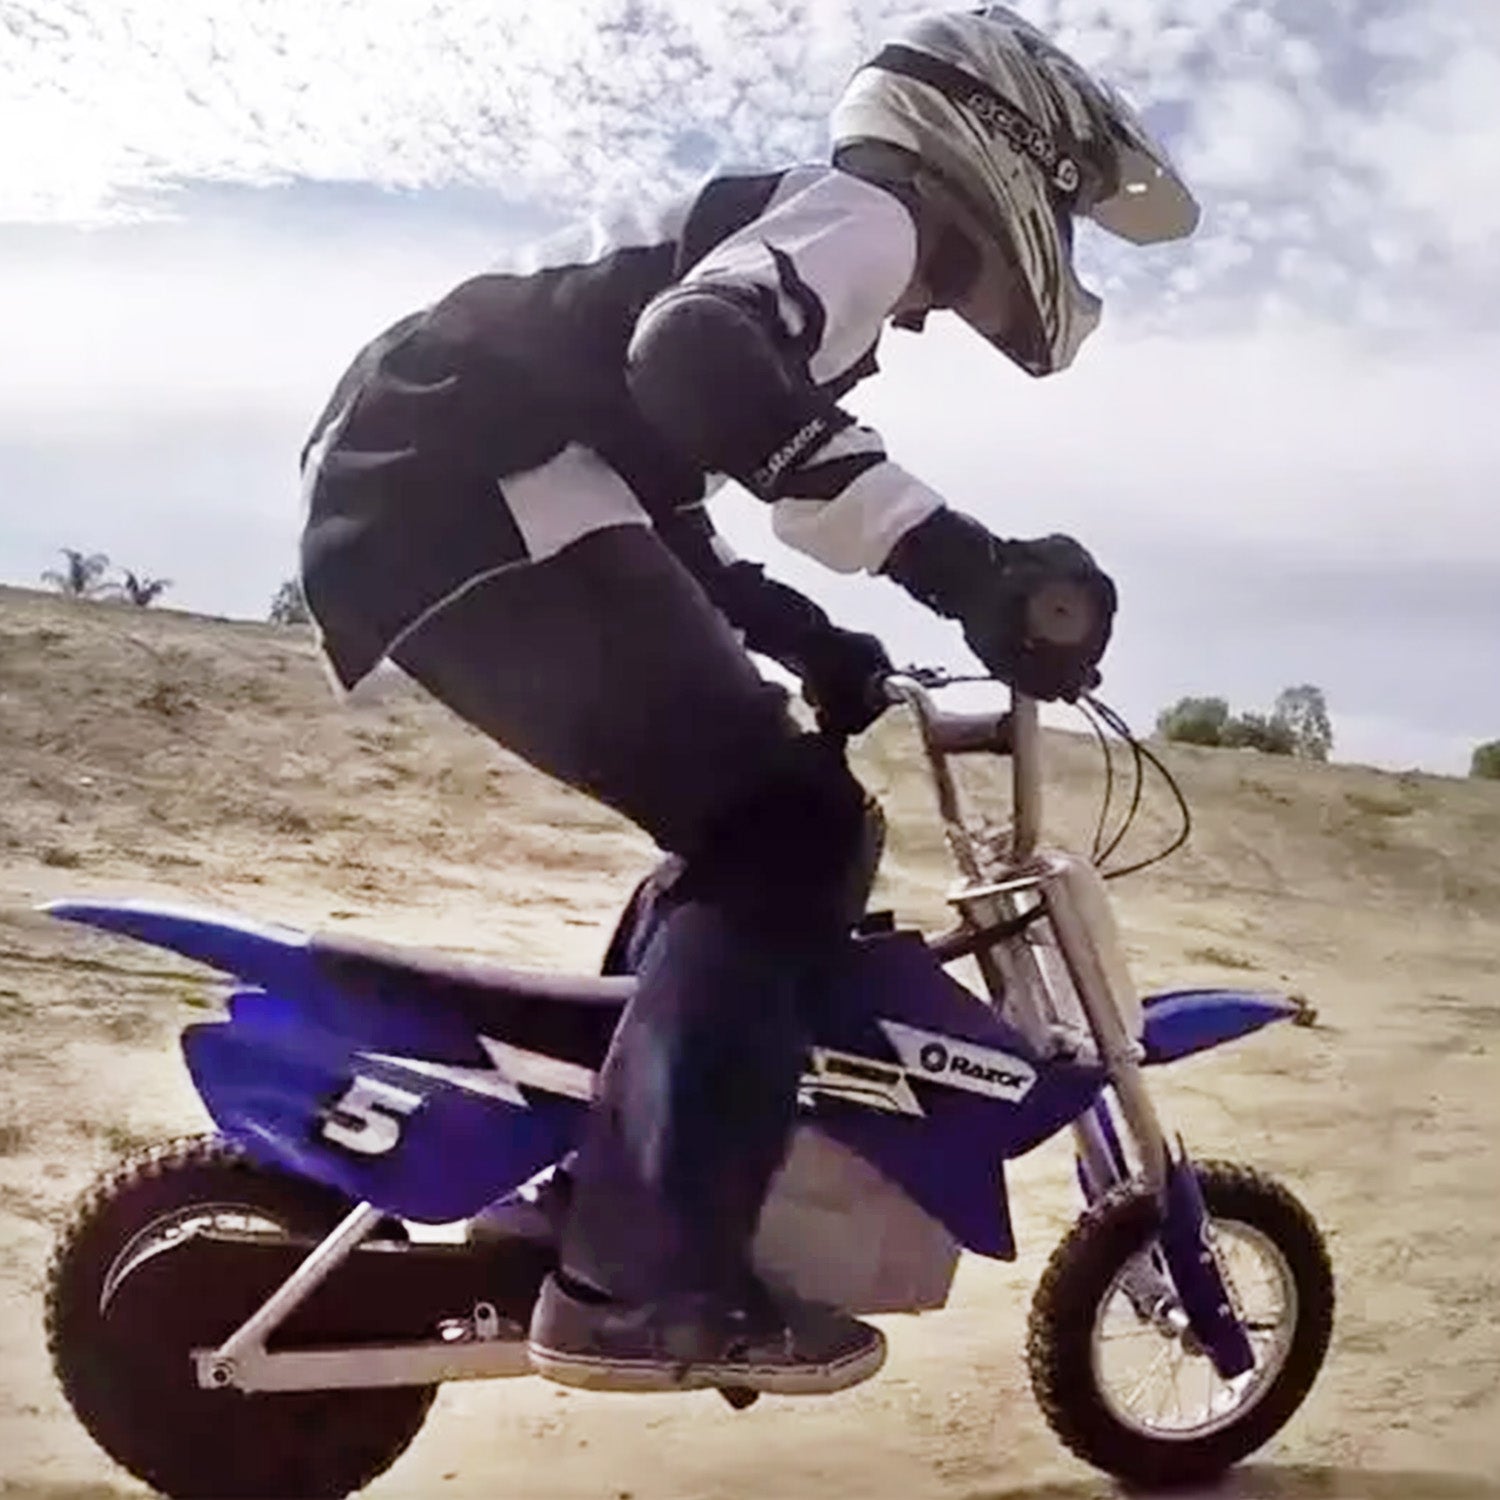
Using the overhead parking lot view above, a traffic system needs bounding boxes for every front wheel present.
[1026,1160,1333,1488]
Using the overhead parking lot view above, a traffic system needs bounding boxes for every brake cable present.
[1082,694,1193,880]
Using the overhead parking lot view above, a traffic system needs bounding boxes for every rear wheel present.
[46,1133,438,1499]
[1026,1160,1333,1488]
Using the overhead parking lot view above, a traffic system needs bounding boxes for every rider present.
[298,6,1197,1394]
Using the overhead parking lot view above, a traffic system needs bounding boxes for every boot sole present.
[528,1328,887,1396]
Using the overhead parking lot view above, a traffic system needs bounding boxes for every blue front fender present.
[1141,988,1302,1065]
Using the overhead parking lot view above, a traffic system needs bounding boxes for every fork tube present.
[1041,861,1171,1189]
[1107,1061,1171,1191]
[1073,1099,1131,1202]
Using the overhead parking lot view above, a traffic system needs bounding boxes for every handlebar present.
[883,672,1043,869]
[871,576,1102,863]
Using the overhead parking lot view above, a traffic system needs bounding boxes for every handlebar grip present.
[926,710,1014,756]
[1026,579,1098,647]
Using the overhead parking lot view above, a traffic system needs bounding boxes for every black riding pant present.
[389,521,872,1302]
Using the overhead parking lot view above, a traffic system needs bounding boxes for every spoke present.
[1098,1323,1162,1344]
[1124,1342,1175,1411]
[1169,1359,1186,1425]
[1096,1217,1299,1441]
[1152,1366,1171,1424]
[1155,1343,1189,1425]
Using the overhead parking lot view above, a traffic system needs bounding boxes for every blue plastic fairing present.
[44,900,313,991]
[184,995,583,1224]
[1142,988,1301,1065]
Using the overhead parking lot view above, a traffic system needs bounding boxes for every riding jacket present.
[300,165,946,691]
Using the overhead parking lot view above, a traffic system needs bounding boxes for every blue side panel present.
[806,935,1105,1258]
[184,996,586,1223]
[45,900,313,991]
[1142,989,1300,1065]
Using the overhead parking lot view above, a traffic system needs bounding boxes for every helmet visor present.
[1087,80,1199,244]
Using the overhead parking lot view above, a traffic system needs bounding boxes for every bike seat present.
[308,932,637,1011]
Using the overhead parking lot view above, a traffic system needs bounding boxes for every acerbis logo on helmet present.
[963,89,1077,195]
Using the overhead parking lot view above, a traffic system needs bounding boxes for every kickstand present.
[717,1386,759,1411]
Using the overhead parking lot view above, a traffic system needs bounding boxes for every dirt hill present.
[2,584,1498,1500]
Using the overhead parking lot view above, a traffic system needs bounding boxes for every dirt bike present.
[42,671,1334,1499]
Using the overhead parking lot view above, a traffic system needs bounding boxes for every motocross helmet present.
[831,6,1199,375]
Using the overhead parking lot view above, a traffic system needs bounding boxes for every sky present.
[1,0,1497,773]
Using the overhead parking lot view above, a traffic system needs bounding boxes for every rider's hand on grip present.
[882,510,1115,702]
[998,536,1116,701]
[795,627,894,737]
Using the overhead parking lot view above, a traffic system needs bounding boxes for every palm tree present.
[41,549,112,598]
[117,570,171,607]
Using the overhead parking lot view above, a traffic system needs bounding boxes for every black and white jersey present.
[301,164,945,691]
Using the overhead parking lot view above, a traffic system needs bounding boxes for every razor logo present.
[880,1021,1037,1103]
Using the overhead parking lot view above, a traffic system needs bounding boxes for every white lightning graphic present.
[361,1037,597,1108]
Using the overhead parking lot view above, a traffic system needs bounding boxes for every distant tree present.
[1222,711,1297,756]
[268,577,311,626]
[116,570,172,607]
[1275,684,1333,762]
[41,548,112,599]
[1472,741,1500,781]
[1157,695,1230,747]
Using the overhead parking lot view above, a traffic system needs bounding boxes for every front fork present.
[1074,1098,1255,1379]
[945,803,1255,1382]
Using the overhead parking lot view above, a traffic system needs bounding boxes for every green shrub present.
[1472,741,1500,781]
[1221,712,1296,756]
[1158,686,1331,760]
[1157,696,1230,747]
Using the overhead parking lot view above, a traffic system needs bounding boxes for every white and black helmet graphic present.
[831,6,1200,375]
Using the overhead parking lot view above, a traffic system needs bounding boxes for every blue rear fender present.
[43,900,577,1222]
[1141,988,1303,1065]
[43,899,314,991]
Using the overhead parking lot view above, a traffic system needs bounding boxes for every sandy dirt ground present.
[1,585,1498,1500]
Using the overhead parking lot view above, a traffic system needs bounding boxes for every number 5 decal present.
[321,1076,424,1157]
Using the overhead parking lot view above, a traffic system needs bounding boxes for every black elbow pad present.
[627,289,845,500]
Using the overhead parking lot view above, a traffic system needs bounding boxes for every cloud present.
[719,308,1500,762]
[1,193,1495,769]
[2,4,1497,771]
[0,182,551,422]
[3,1,1498,338]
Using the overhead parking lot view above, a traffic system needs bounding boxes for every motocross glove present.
[882,509,1116,702]
[787,627,893,737]
[707,560,892,735]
